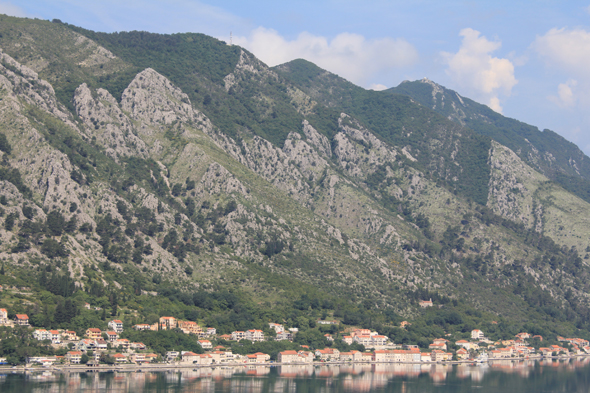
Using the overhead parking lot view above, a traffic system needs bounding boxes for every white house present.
[33,329,51,341]
[108,320,124,333]
[198,340,212,349]
[471,329,485,340]
[245,329,264,342]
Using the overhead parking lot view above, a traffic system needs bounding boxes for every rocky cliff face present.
[0,21,589,325]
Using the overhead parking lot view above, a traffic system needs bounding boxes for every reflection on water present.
[1,357,590,393]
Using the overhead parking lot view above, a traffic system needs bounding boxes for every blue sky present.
[5,1,590,154]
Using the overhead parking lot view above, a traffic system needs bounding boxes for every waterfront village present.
[1,305,589,367]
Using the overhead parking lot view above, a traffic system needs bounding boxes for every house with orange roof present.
[419,299,433,308]
[48,330,61,343]
[324,334,334,342]
[515,332,530,340]
[159,316,176,330]
[339,351,353,362]
[198,339,212,349]
[114,338,130,349]
[245,352,270,363]
[278,350,299,363]
[342,335,353,345]
[205,327,216,336]
[421,352,431,362]
[62,330,78,341]
[432,338,449,344]
[361,352,373,362]
[108,319,124,333]
[373,350,392,362]
[129,353,149,364]
[177,320,203,335]
[33,329,51,341]
[431,350,446,361]
[456,348,469,360]
[231,331,245,341]
[538,347,552,356]
[209,351,226,363]
[218,334,232,340]
[129,353,146,363]
[181,351,200,363]
[94,338,108,351]
[429,342,447,351]
[514,339,526,347]
[66,351,82,364]
[315,348,340,361]
[85,328,101,339]
[105,331,119,342]
[371,335,388,347]
[112,353,127,363]
[353,334,372,346]
[298,351,314,363]
[145,353,158,362]
[194,353,213,365]
[350,329,371,337]
[455,340,471,350]
[14,314,29,326]
[130,342,146,350]
[471,329,485,340]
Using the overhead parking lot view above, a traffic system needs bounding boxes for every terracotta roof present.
[15,314,28,319]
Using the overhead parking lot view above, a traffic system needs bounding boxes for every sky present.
[4,1,590,154]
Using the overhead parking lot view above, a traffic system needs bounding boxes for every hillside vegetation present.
[0,15,587,349]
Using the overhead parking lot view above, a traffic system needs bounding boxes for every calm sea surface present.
[1,358,590,393]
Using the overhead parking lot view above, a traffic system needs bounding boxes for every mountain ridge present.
[0,15,587,348]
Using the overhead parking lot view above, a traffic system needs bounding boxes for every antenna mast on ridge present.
[230,31,232,46]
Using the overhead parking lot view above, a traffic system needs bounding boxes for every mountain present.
[0,14,589,348]
[390,78,590,204]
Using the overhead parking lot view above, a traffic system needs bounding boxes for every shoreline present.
[1,354,587,374]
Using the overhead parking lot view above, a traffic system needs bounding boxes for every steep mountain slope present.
[0,15,589,341]
[390,78,590,203]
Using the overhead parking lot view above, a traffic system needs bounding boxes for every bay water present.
[1,358,589,392]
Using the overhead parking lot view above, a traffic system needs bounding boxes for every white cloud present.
[549,79,578,108]
[233,27,418,87]
[534,28,590,75]
[369,84,388,91]
[533,28,590,109]
[441,28,517,113]
[0,1,27,17]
